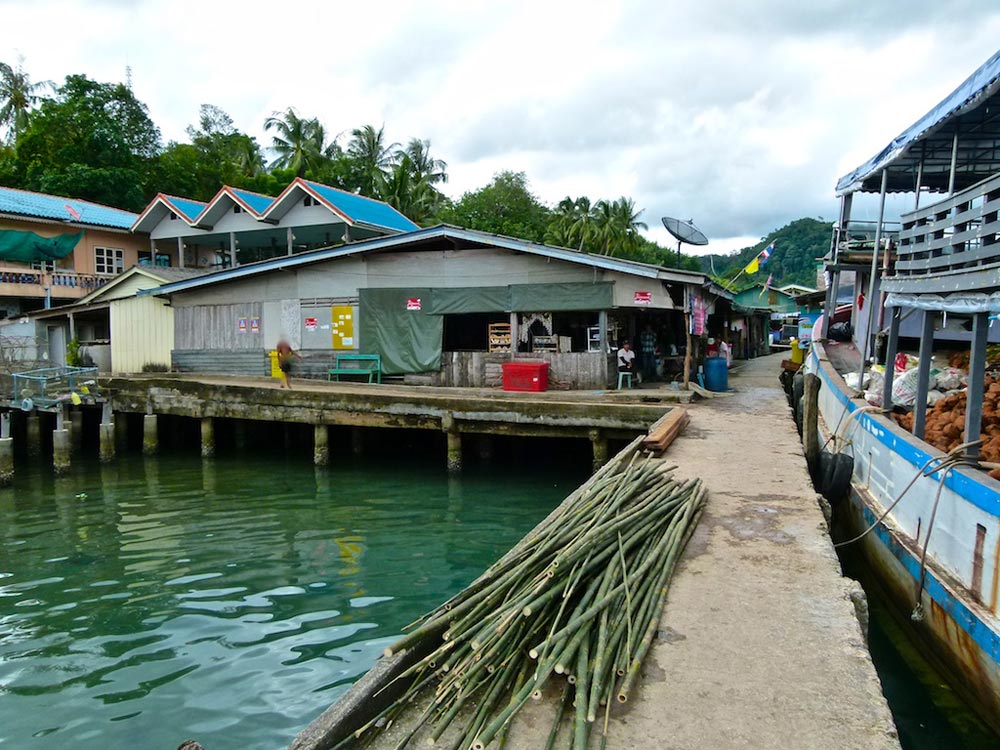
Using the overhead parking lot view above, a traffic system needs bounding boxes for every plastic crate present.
[502,361,549,392]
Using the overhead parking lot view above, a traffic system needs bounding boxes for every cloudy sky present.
[3,0,1000,254]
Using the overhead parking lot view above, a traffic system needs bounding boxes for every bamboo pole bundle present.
[356,453,706,750]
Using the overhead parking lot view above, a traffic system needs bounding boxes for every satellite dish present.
[661,217,708,269]
[661,217,708,246]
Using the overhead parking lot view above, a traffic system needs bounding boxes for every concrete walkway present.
[607,352,898,749]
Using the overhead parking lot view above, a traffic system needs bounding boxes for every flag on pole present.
[759,273,773,297]
[741,241,775,274]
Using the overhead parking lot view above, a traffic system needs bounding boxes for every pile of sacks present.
[865,353,967,409]
[893,376,1000,480]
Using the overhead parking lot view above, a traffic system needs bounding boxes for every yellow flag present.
[743,257,760,274]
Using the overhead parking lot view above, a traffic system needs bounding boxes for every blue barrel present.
[704,356,728,392]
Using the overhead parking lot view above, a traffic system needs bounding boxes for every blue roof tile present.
[0,186,137,229]
[303,181,419,232]
[164,196,207,222]
[229,188,272,215]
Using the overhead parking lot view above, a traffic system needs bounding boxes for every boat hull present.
[807,343,1000,732]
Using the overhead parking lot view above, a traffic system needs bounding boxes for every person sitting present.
[618,341,636,381]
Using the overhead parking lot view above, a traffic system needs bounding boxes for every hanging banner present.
[406,297,422,311]
[633,291,652,305]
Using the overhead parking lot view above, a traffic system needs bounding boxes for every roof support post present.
[964,311,989,460]
[229,231,237,269]
[176,236,185,269]
[856,169,888,390]
[287,226,294,256]
[882,305,900,410]
[912,310,935,440]
[68,312,75,342]
[835,193,853,264]
[948,129,960,196]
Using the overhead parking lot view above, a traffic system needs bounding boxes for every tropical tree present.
[592,197,647,256]
[0,57,51,144]
[264,108,329,176]
[399,138,447,186]
[15,74,160,209]
[347,124,399,196]
[439,171,550,242]
[380,154,440,225]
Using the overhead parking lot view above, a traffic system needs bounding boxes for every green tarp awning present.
[0,230,83,262]
[424,286,509,314]
[509,282,613,311]
[359,288,443,375]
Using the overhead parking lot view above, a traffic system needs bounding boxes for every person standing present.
[276,337,302,389]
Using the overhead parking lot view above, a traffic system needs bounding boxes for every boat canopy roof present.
[837,49,1000,196]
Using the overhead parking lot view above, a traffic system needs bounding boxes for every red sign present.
[305,317,318,331]
[406,298,422,311]
[634,291,652,305]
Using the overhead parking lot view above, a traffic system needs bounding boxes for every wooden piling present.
[26,413,41,456]
[803,373,821,472]
[115,413,129,451]
[69,410,84,452]
[351,427,364,457]
[314,423,329,466]
[201,417,215,458]
[143,414,158,455]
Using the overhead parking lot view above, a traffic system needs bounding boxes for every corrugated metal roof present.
[229,188,272,216]
[163,196,207,222]
[837,48,1000,195]
[301,180,419,232]
[0,186,137,229]
[142,225,714,298]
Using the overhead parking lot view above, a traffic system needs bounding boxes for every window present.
[95,247,125,275]
[304,195,318,207]
[233,205,243,214]
[169,212,177,220]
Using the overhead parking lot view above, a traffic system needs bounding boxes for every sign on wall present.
[406,297,421,311]
[331,306,356,350]
[633,291,652,305]
[305,317,318,332]
[237,317,248,334]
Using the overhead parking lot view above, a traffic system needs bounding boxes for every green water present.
[0,451,583,749]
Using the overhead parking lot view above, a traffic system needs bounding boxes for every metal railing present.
[0,267,112,296]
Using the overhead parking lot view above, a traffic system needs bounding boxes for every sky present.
[2,0,1000,256]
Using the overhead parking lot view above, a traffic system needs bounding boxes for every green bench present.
[328,353,382,384]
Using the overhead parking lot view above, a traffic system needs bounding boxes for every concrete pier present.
[142,414,158,455]
[314,424,329,466]
[115,414,129,451]
[351,427,364,457]
[99,422,115,462]
[201,417,215,458]
[69,410,84,452]
[26,413,41,456]
[52,428,71,474]
[589,427,608,471]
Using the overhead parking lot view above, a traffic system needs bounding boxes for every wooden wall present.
[174,303,264,350]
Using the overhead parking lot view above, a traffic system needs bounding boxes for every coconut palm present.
[592,197,647,256]
[0,58,51,143]
[381,155,439,225]
[347,124,399,196]
[399,138,447,186]
[264,108,328,176]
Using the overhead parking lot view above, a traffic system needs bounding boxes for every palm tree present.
[399,138,447,185]
[347,124,399,196]
[264,108,328,176]
[381,155,438,225]
[0,57,51,143]
[592,197,647,256]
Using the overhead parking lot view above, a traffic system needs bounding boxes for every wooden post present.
[69,409,84,452]
[965,312,989,460]
[590,428,609,472]
[26,413,41,456]
[0,412,13,486]
[143,414,159,455]
[201,417,215,458]
[882,306,901,410]
[683,313,692,389]
[803,374,820,472]
[314,423,329,466]
[913,311,935,440]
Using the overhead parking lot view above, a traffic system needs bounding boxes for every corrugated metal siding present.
[175,303,263,349]
[110,296,174,373]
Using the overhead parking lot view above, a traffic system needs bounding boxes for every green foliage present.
[66,337,82,367]
[140,361,169,373]
[439,171,551,242]
[14,74,160,210]
[698,217,830,290]
[0,57,51,143]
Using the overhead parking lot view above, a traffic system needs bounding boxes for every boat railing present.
[894,171,1000,280]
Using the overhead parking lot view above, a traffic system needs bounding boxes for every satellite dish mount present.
[661,217,708,269]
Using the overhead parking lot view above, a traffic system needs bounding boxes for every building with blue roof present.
[131,178,419,270]
[0,186,149,318]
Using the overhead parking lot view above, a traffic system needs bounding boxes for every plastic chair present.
[617,371,634,389]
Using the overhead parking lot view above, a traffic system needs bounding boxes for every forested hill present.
[697,218,831,289]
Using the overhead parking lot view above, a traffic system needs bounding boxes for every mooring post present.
[26,412,41,456]
[143,413,158,456]
[99,402,115,463]
[0,412,13,486]
[52,408,71,475]
[200,417,215,458]
[442,413,462,473]
[69,409,84,452]
[314,423,329,466]
[590,428,609,471]
[803,373,821,473]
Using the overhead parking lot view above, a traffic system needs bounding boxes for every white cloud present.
[2,0,1000,255]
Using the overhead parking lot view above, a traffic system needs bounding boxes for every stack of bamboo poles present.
[341,453,707,750]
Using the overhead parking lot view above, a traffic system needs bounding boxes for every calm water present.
[0,451,582,749]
